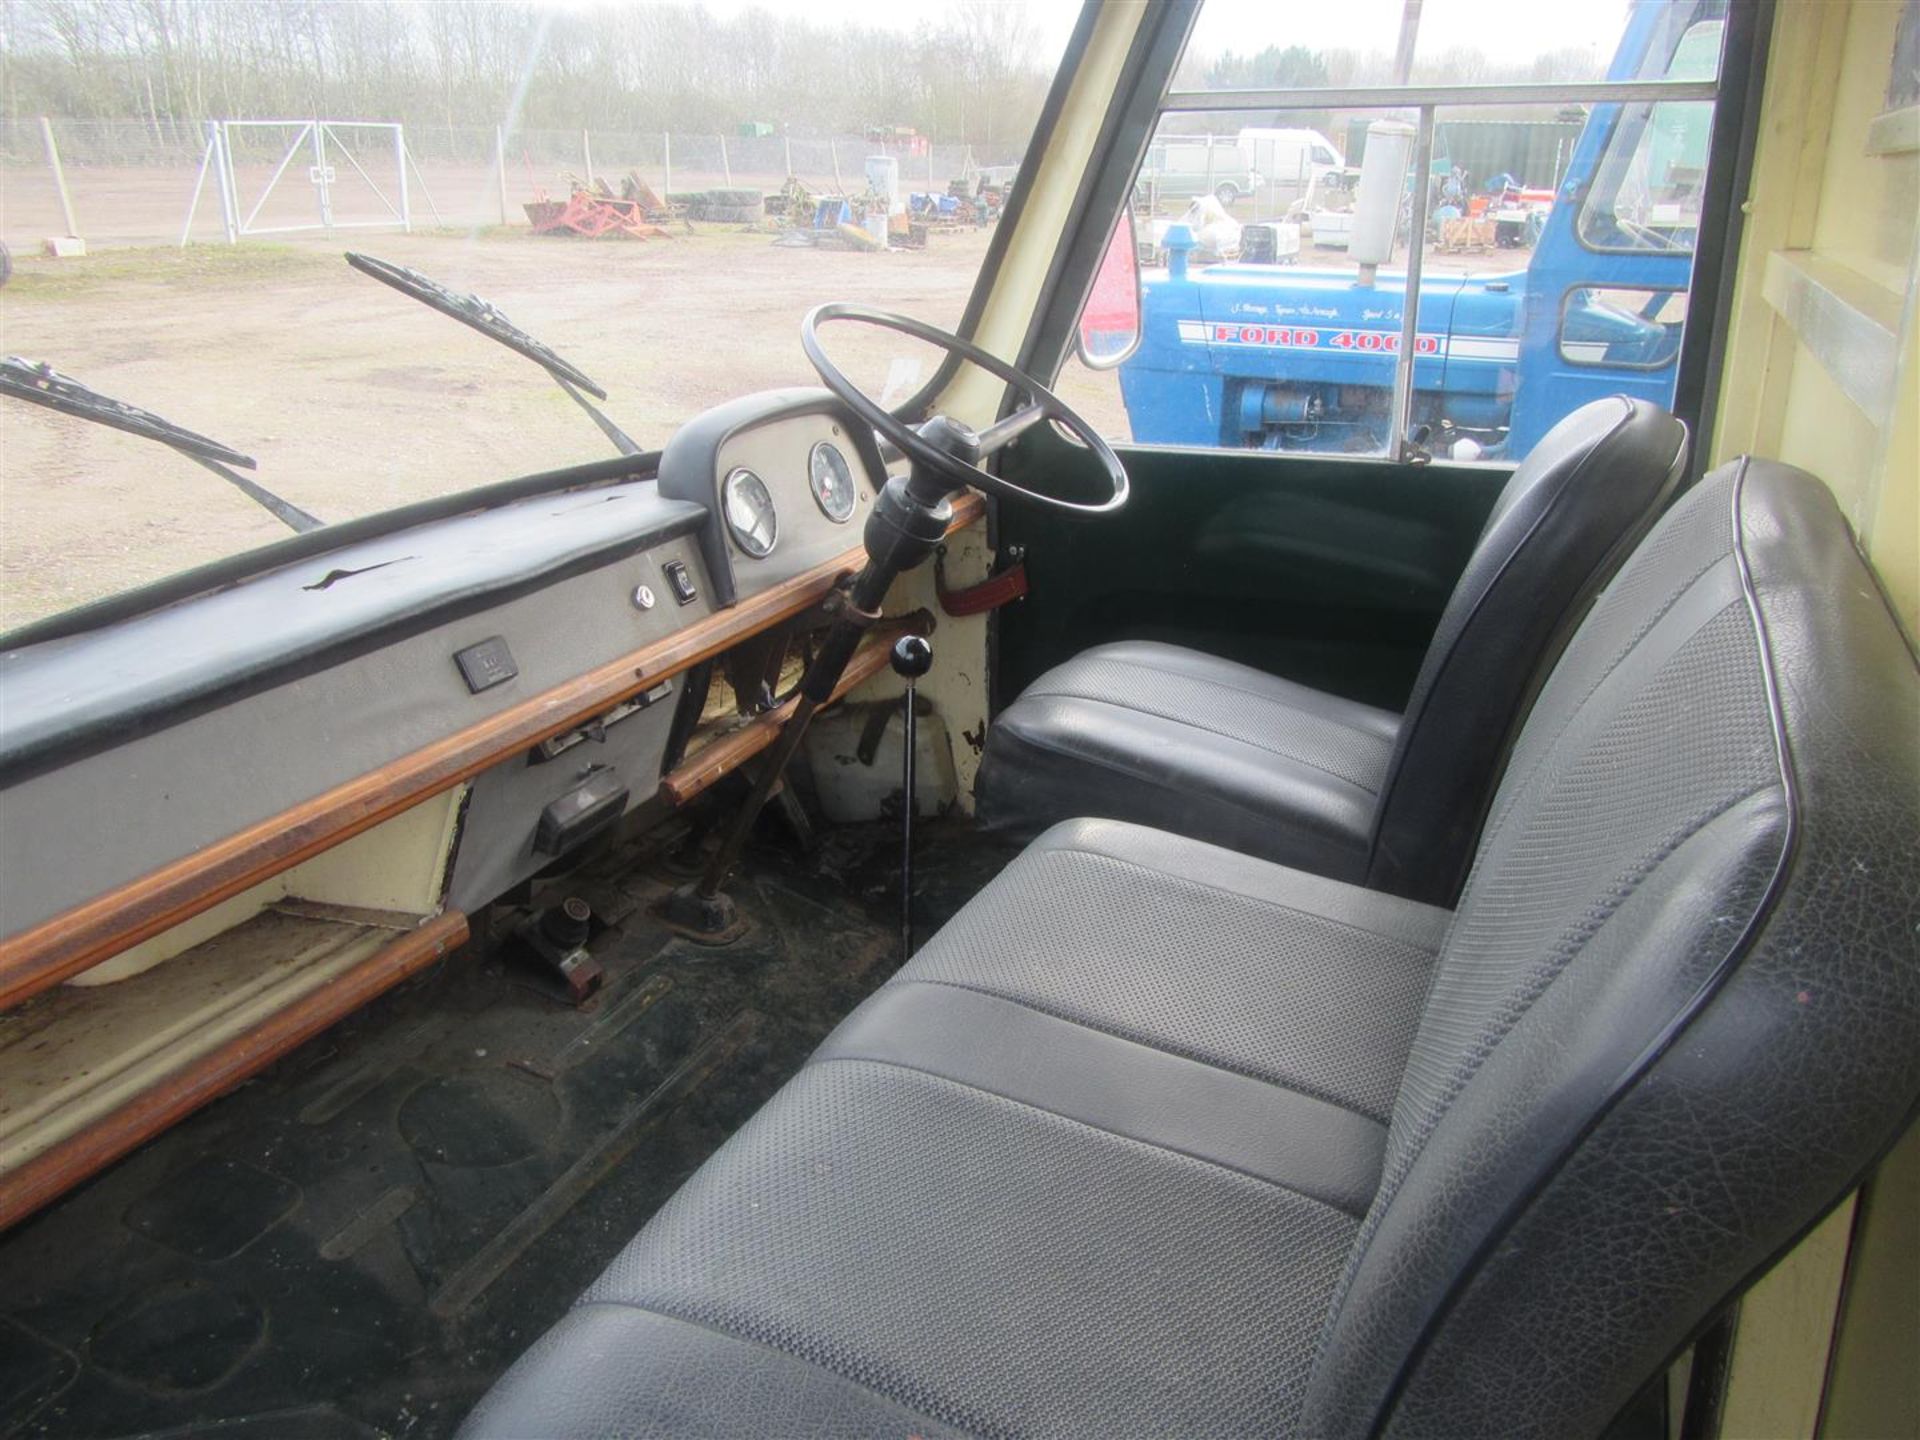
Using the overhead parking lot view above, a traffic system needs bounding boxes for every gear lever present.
[890,634,933,958]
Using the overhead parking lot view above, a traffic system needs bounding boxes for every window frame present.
[1557,283,1690,371]
[1015,0,1765,473]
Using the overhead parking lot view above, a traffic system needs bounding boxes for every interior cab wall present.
[993,428,1508,713]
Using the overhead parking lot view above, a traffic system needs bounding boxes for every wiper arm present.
[345,252,642,458]
[1,357,323,534]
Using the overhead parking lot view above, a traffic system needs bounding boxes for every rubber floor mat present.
[0,819,1018,1439]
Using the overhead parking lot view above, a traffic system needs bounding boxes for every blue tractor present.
[1119,0,1721,459]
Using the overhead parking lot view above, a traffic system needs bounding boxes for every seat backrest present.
[1303,459,1920,1440]
[1367,396,1689,905]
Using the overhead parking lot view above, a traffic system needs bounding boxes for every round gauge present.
[722,467,778,557]
[808,441,858,523]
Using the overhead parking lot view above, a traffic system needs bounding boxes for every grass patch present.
[1,243,336,298]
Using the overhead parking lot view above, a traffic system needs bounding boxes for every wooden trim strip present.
[0,910,468,1233]
[0,491,984,1012]
[659,612,930,806]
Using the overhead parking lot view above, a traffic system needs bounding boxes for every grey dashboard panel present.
[448,686,681,914]
[0,478,706,781]
[0,525,716,941]
[658,387,886,607]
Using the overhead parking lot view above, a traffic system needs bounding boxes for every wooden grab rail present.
[0,491,985,1011]
[0,909,468,1232]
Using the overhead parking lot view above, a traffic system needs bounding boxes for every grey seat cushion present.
[464,459,1920,1440]
[975,640,1401,880]
[462,820,1450,1439]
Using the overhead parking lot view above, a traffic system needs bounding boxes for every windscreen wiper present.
[0,357,323,533]
[345,253,642,458]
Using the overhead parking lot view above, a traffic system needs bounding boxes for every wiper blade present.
[1,357,323,534]
[2,355,256,467]
[345,252,642,457]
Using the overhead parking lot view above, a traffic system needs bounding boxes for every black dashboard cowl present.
[658,388,887,608]
[0,481,706,783]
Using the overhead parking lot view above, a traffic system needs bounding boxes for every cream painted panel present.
[1714,0,1918,637]
[1717,1199,1857,1440]
[293,786,464,916]
[870,2,1152,800]
[67,785,464,986]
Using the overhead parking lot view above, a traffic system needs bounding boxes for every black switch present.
[454,635,518,694]
[663,559,698,605]
[535,768,629,854]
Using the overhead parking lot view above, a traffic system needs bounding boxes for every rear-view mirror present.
[1076,209,1141,370]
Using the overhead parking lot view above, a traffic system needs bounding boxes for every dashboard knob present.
[890,634,933,680]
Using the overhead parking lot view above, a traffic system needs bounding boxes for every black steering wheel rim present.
[800,302,1128,517]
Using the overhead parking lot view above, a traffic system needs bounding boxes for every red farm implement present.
[524,178,674,240]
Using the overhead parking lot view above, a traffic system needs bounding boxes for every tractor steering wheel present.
[800,303,1129,517]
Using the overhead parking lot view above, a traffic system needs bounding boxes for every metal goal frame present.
[219,120,412,238]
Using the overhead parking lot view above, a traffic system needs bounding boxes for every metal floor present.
[0,817,1018,1439]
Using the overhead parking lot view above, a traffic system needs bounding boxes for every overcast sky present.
[660,0,1632,68]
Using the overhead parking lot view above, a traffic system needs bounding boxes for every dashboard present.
[658,388,888,607]
[0,382,981,1228]
[0,387,919,986]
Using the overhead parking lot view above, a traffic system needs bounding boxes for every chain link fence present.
[1,117,1021,249]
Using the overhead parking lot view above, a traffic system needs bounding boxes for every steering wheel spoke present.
[978,401,1051,454]
[801,302,1128,518]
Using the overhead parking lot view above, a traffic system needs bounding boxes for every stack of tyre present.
[692,189,765,223]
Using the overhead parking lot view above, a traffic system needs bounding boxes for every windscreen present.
[0,1,1076,629]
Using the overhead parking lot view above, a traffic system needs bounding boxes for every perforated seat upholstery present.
[977,395,1690,903]
[463,460,1920,1440]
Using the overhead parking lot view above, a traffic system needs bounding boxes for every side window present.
[1578,21,1723,253]
[1559,288,1688,368]
[1057,0,1726,465]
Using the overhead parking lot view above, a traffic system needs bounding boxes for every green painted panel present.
[993,428,1507,713]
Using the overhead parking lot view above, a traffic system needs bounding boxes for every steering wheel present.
[801,302,1128,517]
[1611,215,1686,252]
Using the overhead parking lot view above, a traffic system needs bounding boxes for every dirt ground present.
[0,181,1511,630]
[1,224,1102,629]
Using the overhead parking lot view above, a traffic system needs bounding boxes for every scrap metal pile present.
[517,163,1012,252]
[525,173,678,239]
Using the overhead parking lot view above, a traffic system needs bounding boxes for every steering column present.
[657,305,1128,944]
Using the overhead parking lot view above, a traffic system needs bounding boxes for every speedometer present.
[808,441,858,523]
[722,467,778,557]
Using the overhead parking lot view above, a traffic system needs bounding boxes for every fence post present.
[784,135,792,178]
[583,129,594,187]
[830,139,843,193]
[394,124,412,232]
[719,134,731,186]
[663,132,672,197]
[495,125,509,225]
[180,124,218,246]
[311,121,334,231]
[38,116,80,239]
[211,122,239,244]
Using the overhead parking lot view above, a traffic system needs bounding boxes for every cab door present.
[987,0,1756,715]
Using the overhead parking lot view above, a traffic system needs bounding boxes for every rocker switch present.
[663,559,698,605]
[454,635,518,694]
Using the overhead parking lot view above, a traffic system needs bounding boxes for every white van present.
[1235,127,1343,206]
[1138,134,1258,204]
[1137,127,1341,207]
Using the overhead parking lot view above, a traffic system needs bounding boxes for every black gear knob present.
[890,634,933,680]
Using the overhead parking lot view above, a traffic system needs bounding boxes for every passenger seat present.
[462,457,1920,1440]
[976,394,1688,903]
